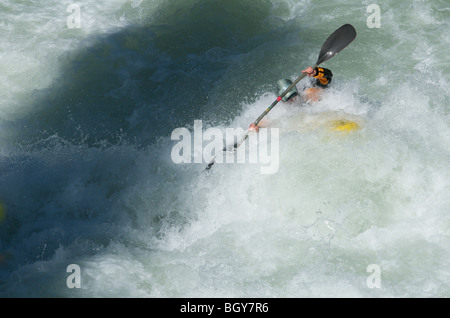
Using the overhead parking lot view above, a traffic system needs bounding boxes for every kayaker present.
[249,66,333,132]
[301,66,333,102]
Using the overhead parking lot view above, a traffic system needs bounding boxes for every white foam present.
[1,0,449,298]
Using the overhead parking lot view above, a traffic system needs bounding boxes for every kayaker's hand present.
[248,123,259,132]
[302,66,317,77]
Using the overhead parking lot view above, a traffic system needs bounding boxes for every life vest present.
[312,67,333,88]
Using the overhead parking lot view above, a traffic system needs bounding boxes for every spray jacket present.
[313,67,333,88]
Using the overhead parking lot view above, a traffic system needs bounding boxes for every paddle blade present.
[316,24,357,65]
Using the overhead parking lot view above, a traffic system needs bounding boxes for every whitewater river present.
[0,0,449,297]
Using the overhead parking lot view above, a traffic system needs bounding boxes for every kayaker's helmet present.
[277,79,299,102]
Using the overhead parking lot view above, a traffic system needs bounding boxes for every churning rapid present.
[0,0,449,297]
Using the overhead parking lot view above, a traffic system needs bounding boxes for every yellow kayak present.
[329,119,359,132]
[280,110,362,134]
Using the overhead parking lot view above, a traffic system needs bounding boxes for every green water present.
[0,0,449,297]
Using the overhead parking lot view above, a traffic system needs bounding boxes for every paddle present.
[205,23,357,170]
